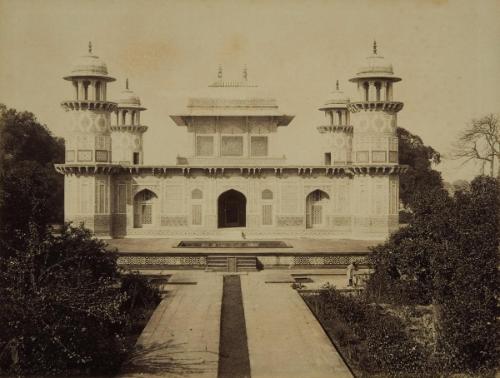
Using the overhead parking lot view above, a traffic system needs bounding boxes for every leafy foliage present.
[303,287,431,376]
[398,127,443,210]
[366,175,499,373]
[432,176,499,371]
[0,104,65,255]
[0,224,161,376]
[0,105,161,375]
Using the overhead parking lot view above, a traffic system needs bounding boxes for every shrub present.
[121,272,161,313]
[432,176,499,372]
[304,286,431,376]
[366,175,499,373]
[0,224,159,376]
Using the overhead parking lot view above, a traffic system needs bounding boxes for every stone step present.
[206,255,258,272]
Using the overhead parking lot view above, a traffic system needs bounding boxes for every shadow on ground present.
[120,339,218,376]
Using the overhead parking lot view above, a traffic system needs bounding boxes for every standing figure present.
[346,261,355,287]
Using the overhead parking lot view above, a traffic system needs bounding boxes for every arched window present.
[133,189,157,228]
[363,82,369,101]
[262,189,273,200]
[306,190,330,229]
[261,189,273,225]
[122,110,127,125]
[192,188,203,199]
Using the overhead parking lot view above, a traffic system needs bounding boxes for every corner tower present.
[317,81,353,165]
[348,41,403,165]
[60,42,116,237]
[111,79,148,165]
[347,42,403,238]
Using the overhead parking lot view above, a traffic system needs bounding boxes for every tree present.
[0,104,65,256]
[367,175,499,372]
[454,114,500,178]
[0,224,160,375]
[366,187,453,305]
[432,176,499,371]
[398,127,443,209]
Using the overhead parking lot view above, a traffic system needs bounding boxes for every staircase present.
[206,255,257,272]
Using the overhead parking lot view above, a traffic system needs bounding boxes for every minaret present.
[348,41,403,165]
[60,42,116,237]
[111,79,148,165]
[347,41,404,238]
[317,80,352,165]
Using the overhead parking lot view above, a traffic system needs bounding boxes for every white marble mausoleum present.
[55,42,406,240]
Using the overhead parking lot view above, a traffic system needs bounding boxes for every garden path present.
[241,273,353,378]
[119,273,222,378]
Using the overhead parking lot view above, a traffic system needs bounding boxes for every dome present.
[319,81,349,110]
[117,80,145,109]
[358,54,393,75]
[350,41,401,82]
[64,42,115,81]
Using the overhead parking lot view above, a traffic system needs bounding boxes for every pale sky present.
[1,0,499,182]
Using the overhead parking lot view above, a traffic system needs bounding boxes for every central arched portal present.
[218,190,247,228]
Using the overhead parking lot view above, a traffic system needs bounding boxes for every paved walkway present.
[120,273,222,378]
[120,271,352,377]
[241,274,352,378]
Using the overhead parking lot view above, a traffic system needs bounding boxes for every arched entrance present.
[134,189,157,228]
[218,190,246,228]
[306,190,330,229]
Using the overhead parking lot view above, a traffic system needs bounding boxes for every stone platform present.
[107,238,378,271]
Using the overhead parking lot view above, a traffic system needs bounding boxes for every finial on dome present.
[126,78,129,90]
[218,65,223,79]
[373,40,377,55]
[336,80,339,91]
[243,65,248,81]
[88,41,92,54]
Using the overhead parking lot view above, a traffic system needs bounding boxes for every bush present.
[0,224,160,376]
[432,176,499,372]
[304,286,431,376]
[366,175,499,373]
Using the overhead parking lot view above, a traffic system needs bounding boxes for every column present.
[332,111,339,126]
[78,81,84,100]
[387,83,393,101]
[368,81,376,102]
[102,83,107,101]
[73,81,79,100]
[90,81,96,101]
[382,82,388,101]
[357,82,363,102]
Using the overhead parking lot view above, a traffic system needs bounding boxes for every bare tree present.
[454,114,500,177]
